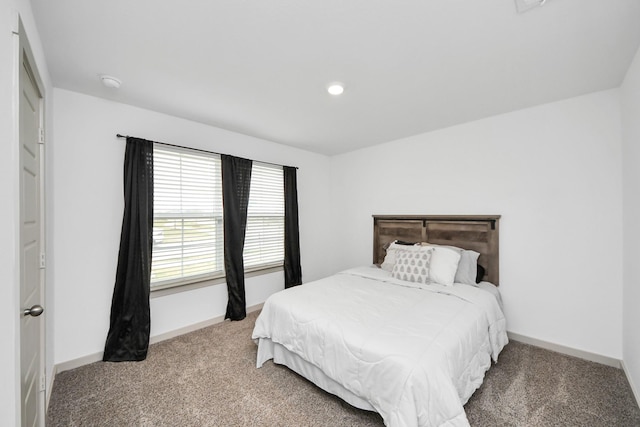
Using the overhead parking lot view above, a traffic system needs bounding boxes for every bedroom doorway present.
[18,20,46,427]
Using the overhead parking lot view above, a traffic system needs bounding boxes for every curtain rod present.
[116,134,298,170]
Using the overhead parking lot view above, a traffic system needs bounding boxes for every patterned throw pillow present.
[391,248,433,284]
[380,241,422,272]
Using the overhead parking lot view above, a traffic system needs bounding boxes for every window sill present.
[150,265,284,298]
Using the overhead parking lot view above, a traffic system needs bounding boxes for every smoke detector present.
[100,75,122,89]
[515,0,548,13]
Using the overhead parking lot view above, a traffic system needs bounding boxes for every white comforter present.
[252,266,508,427]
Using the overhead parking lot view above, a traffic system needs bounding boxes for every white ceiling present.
[31,0,640,155]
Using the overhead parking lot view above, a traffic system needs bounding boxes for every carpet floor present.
[48,310,640,426]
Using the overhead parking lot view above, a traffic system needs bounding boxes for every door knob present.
[23,305,44,317]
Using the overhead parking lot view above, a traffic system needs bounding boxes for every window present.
[245,163,284,270]
[150,147,285,290]
[151,146,223,289]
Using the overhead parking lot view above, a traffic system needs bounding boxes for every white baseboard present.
[621,360,640,408]
[55,351,103,373]
[54,303,264,374]
[507,332,621,368]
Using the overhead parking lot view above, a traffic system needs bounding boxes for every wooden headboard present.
[373,215,501,285]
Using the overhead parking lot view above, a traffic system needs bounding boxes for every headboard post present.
[373,215,501,285]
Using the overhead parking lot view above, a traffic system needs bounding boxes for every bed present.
[252,215,508,427]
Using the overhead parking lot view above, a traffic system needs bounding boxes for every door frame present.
[14,15,47,427]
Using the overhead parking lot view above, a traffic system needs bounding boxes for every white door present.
[20,52,45,427]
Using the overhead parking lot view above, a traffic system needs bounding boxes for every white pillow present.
[428,246,461,286]
[391,248,433,284]
[420,243,479,286]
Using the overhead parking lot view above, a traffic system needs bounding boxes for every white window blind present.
[244,163,284,269]
[151,146,223,288]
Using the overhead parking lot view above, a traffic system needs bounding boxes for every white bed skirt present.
[256,337,377,412]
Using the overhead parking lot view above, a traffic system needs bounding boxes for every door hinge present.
[39,252,46,269]
[38,127,45,144]
[39,374,46,392]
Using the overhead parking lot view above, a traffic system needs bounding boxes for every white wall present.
[51,89,332,365]
[0,1,53,425]
[621,46,640,402]
[330,90,623,360]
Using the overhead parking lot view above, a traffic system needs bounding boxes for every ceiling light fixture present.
[327,83,345,96]
[514,0,548,13]
[100,75,122,89]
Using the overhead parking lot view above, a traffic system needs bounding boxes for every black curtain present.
[104,137,154,362]
[284,166,302,288]
[221,155,252,321]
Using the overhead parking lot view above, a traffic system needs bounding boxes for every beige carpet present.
[48,311,640,426]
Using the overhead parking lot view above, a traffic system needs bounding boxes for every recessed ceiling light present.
[327,83,344,96]
[100,75,122,89]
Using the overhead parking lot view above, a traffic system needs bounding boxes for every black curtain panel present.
[221,154,252,321]
[104,137,154,362]
[284,166,302,288]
